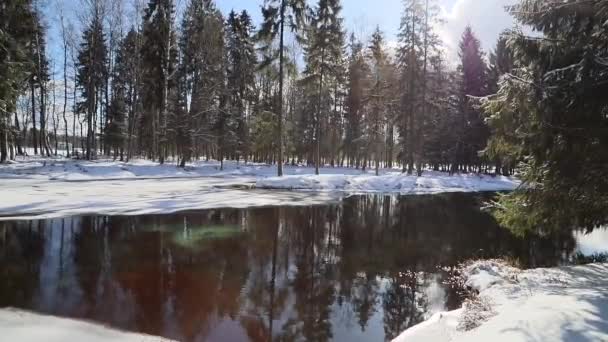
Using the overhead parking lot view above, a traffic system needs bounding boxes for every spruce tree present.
[485,34,515,175]
[344,34,369,168]
[76,9,107,160]
[114,29,141,161]
[178,0,225,166]
[141,0,176,163]
[397,0,441,175]
[483,0,608,234]
[304,0,345,175]
[455,26,488,173]
[0,0,36,162]
[365,28,391,176]
[105,89,126,160]
[226,10,257,164]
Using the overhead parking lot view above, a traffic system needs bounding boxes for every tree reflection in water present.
[0,193,577,341]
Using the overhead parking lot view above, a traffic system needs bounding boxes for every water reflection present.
[0,193,578,341]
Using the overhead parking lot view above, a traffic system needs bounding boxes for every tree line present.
[0,0,512,175]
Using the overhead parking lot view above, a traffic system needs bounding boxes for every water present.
[0,193,579,341]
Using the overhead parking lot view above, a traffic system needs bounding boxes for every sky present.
[212,0,519,63]
[44,0,519,72]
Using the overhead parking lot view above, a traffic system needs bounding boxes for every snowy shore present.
[0,309,173,342]
[392,260,608,342]
[0,157,518,219]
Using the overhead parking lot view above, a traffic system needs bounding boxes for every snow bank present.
[576,228,608,256]
[0,178,343,220]
[257,172,518,193]
[0,157,518,219]
[392,261,608,342]
[0,157,518,193]
[390,309,464,342]
[0,309,173,342]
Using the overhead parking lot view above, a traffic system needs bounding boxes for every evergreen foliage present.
[76,9,107,160]
[483,0,608,234]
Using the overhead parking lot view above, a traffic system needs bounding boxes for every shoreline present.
[392,260,608,342]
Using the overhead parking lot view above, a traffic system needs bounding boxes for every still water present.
[0,193,579,341]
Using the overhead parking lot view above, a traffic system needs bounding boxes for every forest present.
[1,0,508,174]
[1,0,607,234]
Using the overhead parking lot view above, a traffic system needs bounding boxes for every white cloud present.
[437,0,518,66]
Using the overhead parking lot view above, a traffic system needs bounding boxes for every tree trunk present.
[406,12,416,175]
[315,54,325,176]
[276,0,286,177]
[417,0,430,178]
[0,109,7,162]
[31,82,38,155]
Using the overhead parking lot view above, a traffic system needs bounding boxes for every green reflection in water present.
[171,225,244,249]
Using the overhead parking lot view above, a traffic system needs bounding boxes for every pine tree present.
[259,0,307,176]
[483,0,608,234]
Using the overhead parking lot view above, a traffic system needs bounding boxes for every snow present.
[0,308,174,342]
[0,177,344,220]
[392,261,608,342]
[392,309,464,342]
[576,228,608,256]
[256,172,517,193]
[0,156,518,220]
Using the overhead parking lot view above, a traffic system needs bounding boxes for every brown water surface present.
[0,193,577,341]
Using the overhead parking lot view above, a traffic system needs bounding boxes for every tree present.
[304,0,346,175]
[397,0,441,175]
[28,6,51,157]
[105,89,126,160]
[178,0,225,167]
[226,10,257,165]
[76,3,107,160]
[365,28,391,176]
[485,33,515,175]
[114,28,141,161]
[259,0,307,176]
[344,33,369,169]
[58,4,71,157]
[454,26,488,173]
[0,0,37,162]
[483,0,608,234]
[140,0,176,163]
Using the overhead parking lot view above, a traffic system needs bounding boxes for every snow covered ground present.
[0,309,173,342]
[256,172,517,193]
[393,260,608,342]
[0,157,518,219]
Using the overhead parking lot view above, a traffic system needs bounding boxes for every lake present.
[0,193,581,341]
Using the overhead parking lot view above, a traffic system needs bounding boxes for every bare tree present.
[58,1,71,157]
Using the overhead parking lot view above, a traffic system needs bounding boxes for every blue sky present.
[205,0,516,63]
[44,0,516,71]
[215,0,459,42]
